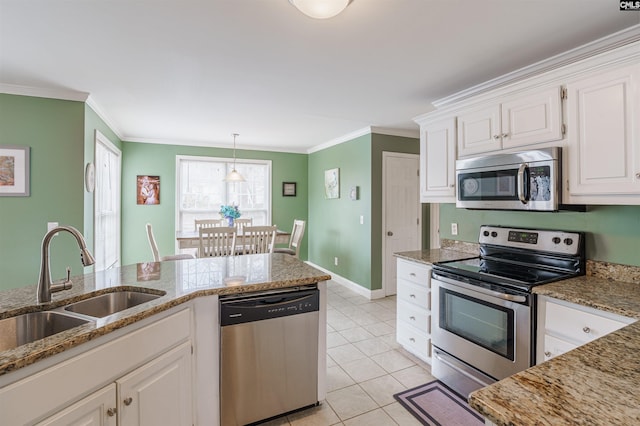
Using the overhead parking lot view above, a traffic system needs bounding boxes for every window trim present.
[175,154,272,240]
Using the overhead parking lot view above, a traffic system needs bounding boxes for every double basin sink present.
[0,290,165,352]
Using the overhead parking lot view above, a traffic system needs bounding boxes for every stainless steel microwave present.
[456,147,561,211]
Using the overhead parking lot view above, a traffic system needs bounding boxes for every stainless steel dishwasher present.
[220,285,319,425]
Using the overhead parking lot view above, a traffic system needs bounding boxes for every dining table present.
[175,229,291,251]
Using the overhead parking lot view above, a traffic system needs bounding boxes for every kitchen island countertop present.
[0,253,331,376]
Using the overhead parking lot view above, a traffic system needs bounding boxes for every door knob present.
[387,231,393,236]
[107,408,117,417]
[123,397,133,406]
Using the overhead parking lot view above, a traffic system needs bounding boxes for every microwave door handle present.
[517,163,528,204]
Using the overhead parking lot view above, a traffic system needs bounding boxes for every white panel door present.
[383,153,421,296]
[118,342,193,426]
[566,64,640,196]
[36,384,117,426]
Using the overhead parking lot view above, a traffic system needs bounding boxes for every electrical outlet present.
[47,222,59,232]
[334,257,339,266]
[451,223,458,235]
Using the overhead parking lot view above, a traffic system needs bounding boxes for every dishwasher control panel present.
[220,287,319,326]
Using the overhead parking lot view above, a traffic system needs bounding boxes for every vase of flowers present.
[220,204,241,227]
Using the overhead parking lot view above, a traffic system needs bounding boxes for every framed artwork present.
[137,175,160,205]
[282,182,297,197]
[0,145,30,197]
[324,168,340,199]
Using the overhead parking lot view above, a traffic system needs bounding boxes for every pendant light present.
[289,0,352,19]
[224,133,245,182]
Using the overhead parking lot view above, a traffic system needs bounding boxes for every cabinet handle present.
[107,408,117,417]
[409,338,415,342]
[410,316,416,321]
[493,135,500,140]
[409,272,416,277]
[410,294,416,298]
[544,351,551,358]
[502,133,509,138]
[123,397,133,406]
[449,184,454,188]
[636,172,640,179]
[582,327,591,334]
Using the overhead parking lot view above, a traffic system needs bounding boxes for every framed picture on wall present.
[283,182,296,197]
[324,168,339,199]
[0,145,30,197]
[137,175,160,205]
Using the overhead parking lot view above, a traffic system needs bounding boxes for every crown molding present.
[370,126,419,139]
[124,137,309,154]
[433,23,640,108]
[86,95,124,141]
[306,127,372,154]
[0,83,89,102]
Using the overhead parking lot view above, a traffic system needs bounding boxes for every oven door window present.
[458,169,522,201]
[440,288,514,360]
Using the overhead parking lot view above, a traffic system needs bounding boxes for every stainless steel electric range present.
[430,225,585,398]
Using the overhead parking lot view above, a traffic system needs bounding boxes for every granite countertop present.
[394,248,478,265]
[469,274,640,425]
[0,253,331,376]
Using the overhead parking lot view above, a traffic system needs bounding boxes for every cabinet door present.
[420,117,456,202]
[501,87,563,149]
[566,64,640,196]
[118,342,193,426]
[457,105,501,156]
[36,384,117,426]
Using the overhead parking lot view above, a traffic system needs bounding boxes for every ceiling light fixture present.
[289,0,352,19]
[224,133,246,182]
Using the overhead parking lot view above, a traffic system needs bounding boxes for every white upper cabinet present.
[418,117,457,203]
[457,87,563,157]
[565,63,640,202]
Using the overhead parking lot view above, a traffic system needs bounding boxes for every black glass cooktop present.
[432,257,578,291]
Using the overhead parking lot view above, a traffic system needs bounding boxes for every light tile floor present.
[261,280,435,425]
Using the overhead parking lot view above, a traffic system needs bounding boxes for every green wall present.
[0,94,86,290]
[121,142,308,265]
[308,133,423,291]
[439,204,640,266]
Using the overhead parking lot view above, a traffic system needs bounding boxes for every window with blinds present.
[94,131,121,271]
[176,155,271,231]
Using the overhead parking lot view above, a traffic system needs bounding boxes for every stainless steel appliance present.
[456,147,561,211]
[220,286,319,425]
[431,225,584,398]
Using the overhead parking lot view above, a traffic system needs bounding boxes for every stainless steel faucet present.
[37,225,96,304]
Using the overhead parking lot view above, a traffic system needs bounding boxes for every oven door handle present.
[517,163,528,204]
[432,272,527,303]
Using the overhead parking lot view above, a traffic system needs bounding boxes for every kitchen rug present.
[393,380,484,426]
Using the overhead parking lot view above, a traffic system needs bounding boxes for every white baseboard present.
[305,262,386,300]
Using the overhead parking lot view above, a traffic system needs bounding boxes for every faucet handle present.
[51,267,73,293]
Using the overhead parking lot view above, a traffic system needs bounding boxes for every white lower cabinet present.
[36,384,118,426]
[0,308,193,426]
[536,295,635,364]
[396,258,432,363]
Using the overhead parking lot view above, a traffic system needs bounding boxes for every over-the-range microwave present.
[456,147,563,211]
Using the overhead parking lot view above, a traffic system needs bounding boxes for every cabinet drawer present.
[397,280,430,308]
[545,300,630,345]
[397,300,430,334]
[397,324,430,361]
[542,334,578,362]
[397,260,431,286]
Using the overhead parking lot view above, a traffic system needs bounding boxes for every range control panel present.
[479,225,582,256]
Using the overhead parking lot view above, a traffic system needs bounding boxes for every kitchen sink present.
[64,291,163,318]
[0,311,92,351]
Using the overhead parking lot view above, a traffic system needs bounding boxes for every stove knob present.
[491,231,498,238]
[483,230,490,237]
[564,238,574,246]
[552,237,561,244]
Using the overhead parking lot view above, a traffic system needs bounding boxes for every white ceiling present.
[1,0,638,153]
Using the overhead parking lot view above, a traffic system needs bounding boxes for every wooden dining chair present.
[241,225,277,255]
[198,227,237,258]
[195,219,224,230]
[146,223,194,261]
[234,218,253,234]
[274,219,306,258]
